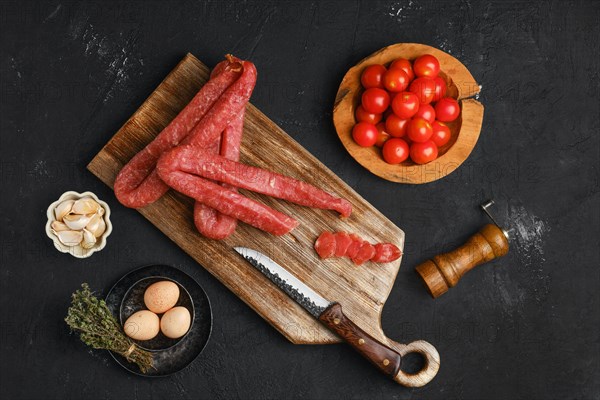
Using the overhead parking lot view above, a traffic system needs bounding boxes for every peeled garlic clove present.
[97,206,105,216]
[85,214,106,237]
[72,197,100,215]
[94,217,106,238]
[51,220,70,232]
[81,229,96,249]
[54,200,74,221]
[56,230,83,247]
[63,213,91,230]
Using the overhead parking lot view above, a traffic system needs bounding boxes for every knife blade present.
[234,246,403,379]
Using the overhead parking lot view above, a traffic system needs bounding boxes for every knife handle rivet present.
[383,359,390,366]
[358,338,365,345]
[333,318,341,325]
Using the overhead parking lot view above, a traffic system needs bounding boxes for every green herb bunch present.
[65,283,153,373]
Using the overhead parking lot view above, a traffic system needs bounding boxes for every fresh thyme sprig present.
[65,283,153,373]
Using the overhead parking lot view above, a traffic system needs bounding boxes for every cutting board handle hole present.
[400,351,425,375]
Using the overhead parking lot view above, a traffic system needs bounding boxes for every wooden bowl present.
[333,43,484,184]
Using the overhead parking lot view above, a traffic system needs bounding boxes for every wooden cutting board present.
[88,54,439,386]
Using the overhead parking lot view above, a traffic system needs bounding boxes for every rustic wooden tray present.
[88,53,439,386]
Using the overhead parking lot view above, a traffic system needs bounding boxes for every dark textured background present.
[1,1,599,399]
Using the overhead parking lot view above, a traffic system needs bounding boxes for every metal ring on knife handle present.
[387,339,440,387]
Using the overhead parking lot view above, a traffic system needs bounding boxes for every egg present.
[160,306,191,339]
[123,310,160,341]
[144,280,180,314]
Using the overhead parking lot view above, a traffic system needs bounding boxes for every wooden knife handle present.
[319,303,402,377]
[416,223,509,298]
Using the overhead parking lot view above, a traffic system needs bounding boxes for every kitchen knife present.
[234,246,436,383]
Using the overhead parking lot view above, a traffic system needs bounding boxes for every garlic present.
[63,213,91,230]
[50,195,108,252]
[86,213,106,238]
[54,200,74,221]
[81,229,96,249]
[72,197,100,215]
[56,230,84,247]
[51,220,70,232]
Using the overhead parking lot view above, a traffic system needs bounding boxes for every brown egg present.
[123,310,160,341]
[160,306,191,339]
[144,280,180,314]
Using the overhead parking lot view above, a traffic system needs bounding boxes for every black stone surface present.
[1,1,598,399]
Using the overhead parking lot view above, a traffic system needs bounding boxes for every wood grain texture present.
[87,53,405,346]
[333,43,484,184]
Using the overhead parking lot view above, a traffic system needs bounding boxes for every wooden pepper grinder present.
[415,200,510,298]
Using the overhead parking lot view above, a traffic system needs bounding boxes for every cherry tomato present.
[362,88,390,114]
[413,54,440,78]
[434,97,460,122]
[410,140,438,164]
[360,64,386,89]
[408,77,436,104]
[385,114,409,137]
[382,138,410,164]
[374,122,391,147]
[391,91,419,119]
[352,122,378,147]
[407,117,433,143]
[389,58,415,81]
[355,105,382,125]
[431,120,451,147]
[383,68,410,92]
[414,104,435,123]
[432,76,447,102]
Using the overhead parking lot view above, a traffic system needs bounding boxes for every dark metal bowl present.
[105,264,212,377]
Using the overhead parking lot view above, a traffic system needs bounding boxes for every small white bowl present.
[45,191,113,258]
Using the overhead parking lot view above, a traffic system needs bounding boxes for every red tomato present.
[389,58,415,81]
[410,140,438,164]
[407,117,433,143]
[382,138,410,164]
[352,122,378,147]
[434,97,460,122]
[383,68,409,92]
[413,54,440,78]
[414,104,435,123]
[391,92,419,119]
[431,121,451,147]
[375,122,390,147]
[360,64,386,89]
[408,77,436,104]
[432,76,447,102]
[362,88,390,114]
[355,105,382,125]
[385,114,409,137]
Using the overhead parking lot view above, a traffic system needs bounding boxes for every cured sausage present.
[114,58,243,208]
[182,60,257,149]
[193,110,246,239]
[345,234,364,259]
[158,169,298,235]
[314,231,336,259]
[334,232,353,257]
[372,243,402,263]
[157,145,352,218]
[314,231,402,265]
[192,56,254,239]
